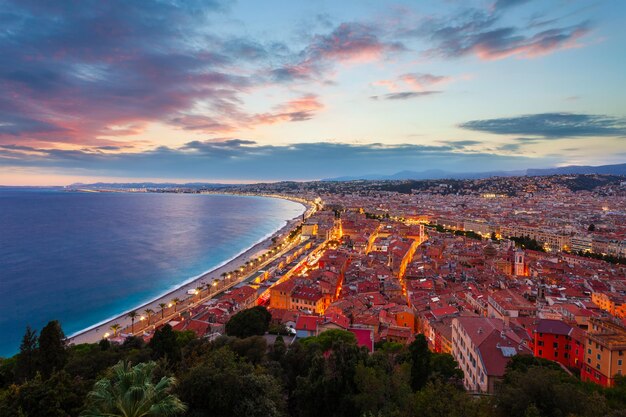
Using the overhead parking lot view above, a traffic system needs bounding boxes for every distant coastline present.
[66,192,313,346]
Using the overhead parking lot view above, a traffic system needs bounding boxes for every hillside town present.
[102,174,626,394]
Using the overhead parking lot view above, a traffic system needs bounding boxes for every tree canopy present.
[225,306,272,338]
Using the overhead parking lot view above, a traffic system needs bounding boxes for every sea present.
[0,188,304,357]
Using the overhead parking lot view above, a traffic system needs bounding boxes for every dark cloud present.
[497,143,522,151]
[0,141,552,181]
[272,22,405,82]
[0,0,332,147]
[494,0,532,10]
[409,7,590,60]
[459,113,626,138]
[1,1,410,147]
[0,0,251,146]
[371,91,440,100]
[444,140,482,149]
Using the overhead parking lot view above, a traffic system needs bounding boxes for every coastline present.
[67,193,312,346]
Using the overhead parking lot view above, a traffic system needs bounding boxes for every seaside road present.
[67,222,304,345]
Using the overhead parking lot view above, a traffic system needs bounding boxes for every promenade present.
[67,194,317,346]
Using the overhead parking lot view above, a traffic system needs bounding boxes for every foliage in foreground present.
[1,317,626,417]
[81,361,186,417]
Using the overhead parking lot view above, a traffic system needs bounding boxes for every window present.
[555,352,558,357]
[538,341,544,346]
[587,358,591,364]
[619,359,623,366]
[553,342,559,348]
[597,353,602,360]
[588,348,592,354]
[539,349,543,356]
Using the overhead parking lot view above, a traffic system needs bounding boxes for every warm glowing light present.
[104,332,110,338]
[168,303,173,308]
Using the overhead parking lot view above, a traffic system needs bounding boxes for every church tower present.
[514,249,525,276]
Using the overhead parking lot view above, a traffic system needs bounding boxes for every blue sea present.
[0,188,304,357]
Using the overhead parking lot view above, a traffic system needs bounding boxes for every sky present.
[0,0,625,185]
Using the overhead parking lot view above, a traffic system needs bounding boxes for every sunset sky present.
[1,0,625,185]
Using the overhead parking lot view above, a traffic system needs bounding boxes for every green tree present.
[159,303,167,319]
[411,381,492,417]
[81,360,186,417]
[408,334,430,391]
[38,320,67,379]
[110,323,121,337]
[225,306,272,338]
[144,309,154,325]
[271,335,287,361]
[16,325,38,382]
[149,324,181,362]
[229,336,268,365]
[0,371,88,417]
[127,311,138,334]
[300,329,357,352]
[430,353,463,384]
[293,340,367,417]
[497,365,605,417]
[178,347,284,417]
[171,298,180,312]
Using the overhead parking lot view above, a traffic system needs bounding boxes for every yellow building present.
[592,292,626,318]
[269,280,295,310]
[301,223,318,237]
[581,318,626,387]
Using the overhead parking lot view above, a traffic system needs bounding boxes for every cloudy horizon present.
[1,0,625,185]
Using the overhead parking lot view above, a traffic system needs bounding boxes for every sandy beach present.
[67,194,313,346]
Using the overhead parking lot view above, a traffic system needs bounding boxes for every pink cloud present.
[474,26,589,60]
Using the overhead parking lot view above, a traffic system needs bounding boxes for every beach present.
[67,194,313,346]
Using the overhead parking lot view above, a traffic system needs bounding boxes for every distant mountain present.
[323,163,625,182]
[323,169,525,181]
[526,163,626,176]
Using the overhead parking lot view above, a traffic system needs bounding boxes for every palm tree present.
[159,303,167,319]
[110,324,121,338]
[81,361,186,417]
[213,278,220,289]
[221,272,227,279]
[127,311,138,334]
[172,298,180,312]
[144,309,154,325]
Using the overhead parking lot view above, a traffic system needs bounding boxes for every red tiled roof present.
[295,315,322,331]
[535,319,572,336]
